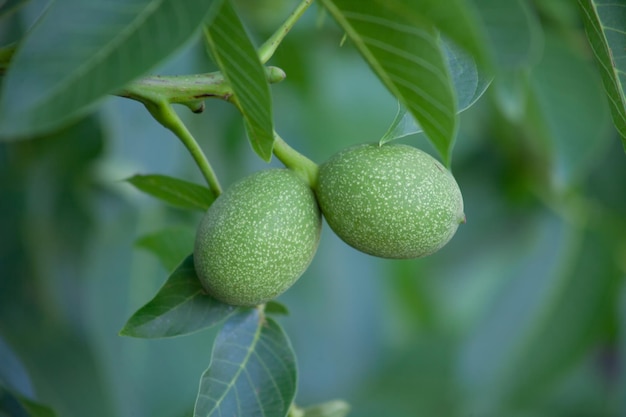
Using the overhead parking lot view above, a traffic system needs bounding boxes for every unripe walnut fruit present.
[194,169,321,306]
[315,143,465,259]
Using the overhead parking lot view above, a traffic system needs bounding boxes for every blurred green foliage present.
[1,0,625,416]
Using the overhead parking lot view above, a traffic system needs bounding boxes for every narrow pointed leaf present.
[529,33,611,188]
[501,229,621,405]
[264,301,289,316]
[0,0,223,139]
[204,0,275,161]
[381,40,491,144]
[379,106,412,145]
[578,0,626,151]
[444,41,492,113]
[194,308,297,417]
[127,174,215,211]
[135,227,196,272]
[320,0,457,165]
[120,255,237,338]
[474,0,543,70]
[462,217,623,409]
[473,0,542,122]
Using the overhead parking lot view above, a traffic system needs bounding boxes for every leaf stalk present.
[117,66,285,112]
[144,100,223,196]
[272,132,319,187]
[258,0,314,64]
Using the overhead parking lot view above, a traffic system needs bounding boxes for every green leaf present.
[578,0,626,151]
[264,300,289,316]
[472,0,542,123]
[126,174,215,211]
[380,39,491,144]
[500,228,622,406]
[120,255,237,338]
[529,32,611,188]
[0,0,223,139]
[461,213,623,411]
[473,0,543,70]
[135,227,196,272]
[302,400,351,417]
[444,40,492,113]
[471,0,543,124]
[204,0,275,162]
[194,308,297,417]
[320,0,457,165]
[385,0,489,68]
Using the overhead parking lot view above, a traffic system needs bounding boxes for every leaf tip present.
[118,319,142,338]
[264,300,290,316]
[118,326,132,337]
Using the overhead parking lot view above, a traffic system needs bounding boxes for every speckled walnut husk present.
[194,169,321,306]
[315,143,465,259]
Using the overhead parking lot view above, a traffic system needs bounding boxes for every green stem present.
[116,66,286,196]
[258,0,314,64]
[145,100,223,196]
[117,66,286,113]
[272,132,319,187]
[119,72,233,113]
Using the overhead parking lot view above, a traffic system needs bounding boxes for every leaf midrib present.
[580,0,626,116]
[202,312,264,417]
[322,1,402,106]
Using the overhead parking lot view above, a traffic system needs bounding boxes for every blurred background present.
[1,0,626,416]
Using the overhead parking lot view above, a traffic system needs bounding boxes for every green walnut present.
[315,143,465,259]
[194,169,321,306]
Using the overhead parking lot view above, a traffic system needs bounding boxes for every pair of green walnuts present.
[194,143,465,306]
